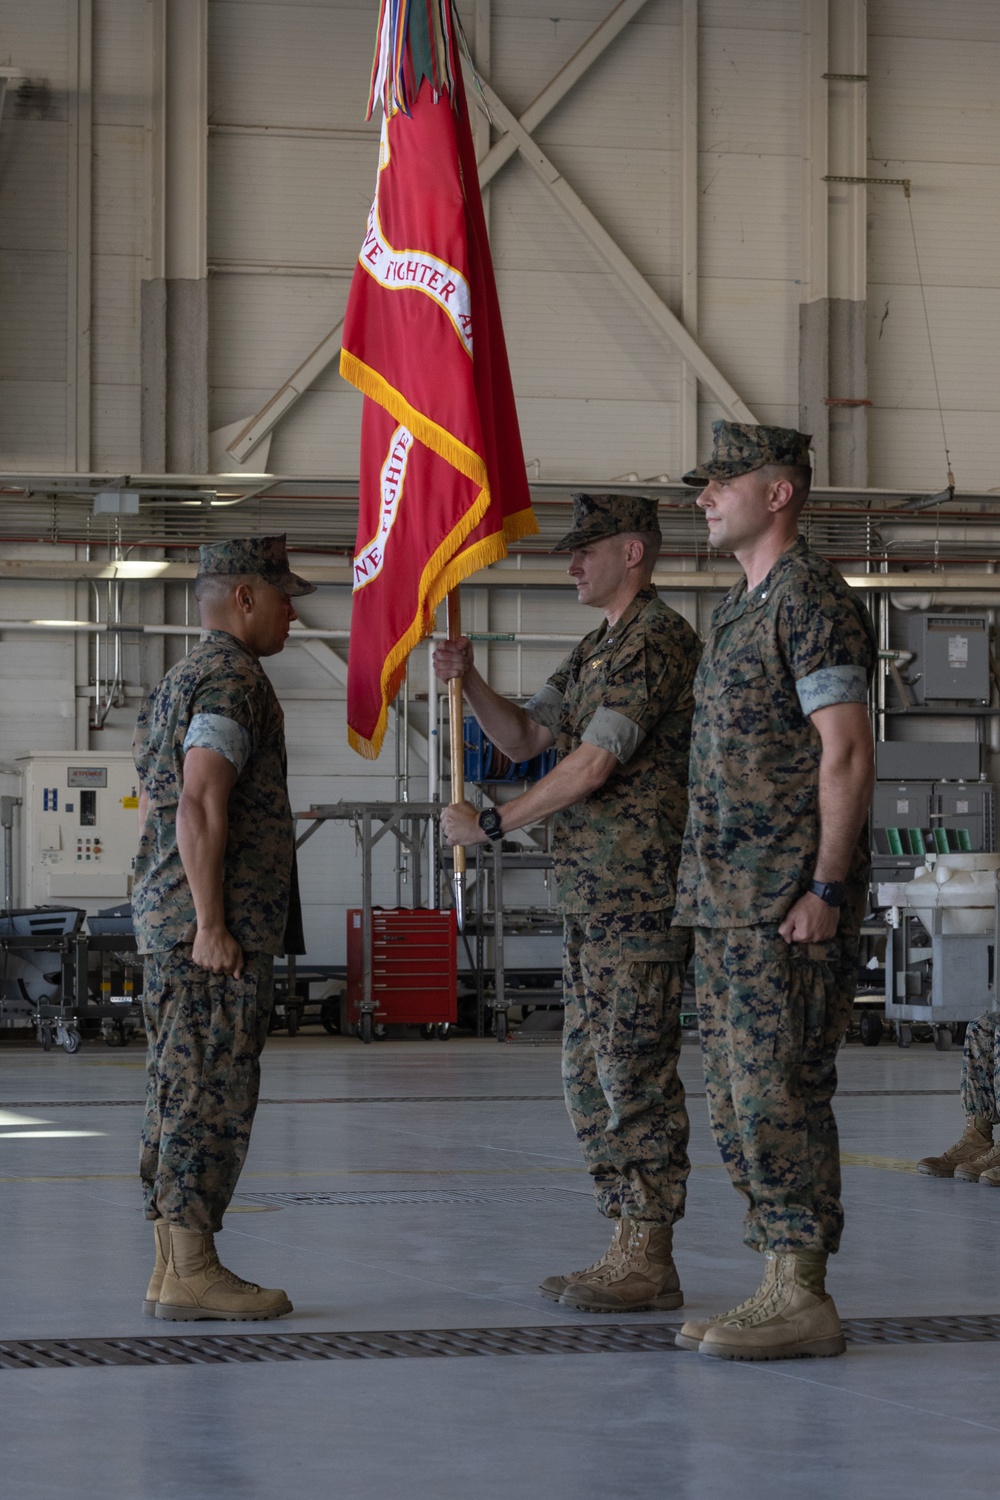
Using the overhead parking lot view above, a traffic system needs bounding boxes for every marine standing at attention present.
[133,536,314,1321]
[672,423,876,1361]
[434,493,701,1312]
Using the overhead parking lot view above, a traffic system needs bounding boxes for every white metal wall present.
[1,1,997,484]
[2,0,1000,960]
[867,1,1000,491]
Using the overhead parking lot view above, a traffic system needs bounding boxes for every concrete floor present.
[2,1028,998,1499]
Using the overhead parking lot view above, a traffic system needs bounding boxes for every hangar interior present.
[1,2,999,1497]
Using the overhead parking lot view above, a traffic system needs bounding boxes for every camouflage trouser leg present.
[562,911,691,1225]
[693,925,859,1256]
[140,947,274,1234]
[960,1011,1000,1122]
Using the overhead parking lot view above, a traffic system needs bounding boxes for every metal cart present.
[295,800,450,1043]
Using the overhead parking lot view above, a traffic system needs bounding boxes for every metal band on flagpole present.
[447,587,466,931]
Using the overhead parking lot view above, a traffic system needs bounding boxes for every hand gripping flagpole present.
[447,587,466,931]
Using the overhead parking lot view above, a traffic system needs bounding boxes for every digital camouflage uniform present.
[524,573,700,1225]
[961,1011,1000,1122]
[134,623,304,1236]
[674,517,876,1256]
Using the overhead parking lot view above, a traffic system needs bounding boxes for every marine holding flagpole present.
[339,0,537,924]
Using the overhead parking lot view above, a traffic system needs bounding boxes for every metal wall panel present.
[0,0,72,467]
[867,6,1000,489]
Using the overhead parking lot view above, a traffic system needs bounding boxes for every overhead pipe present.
[0,621,588,644]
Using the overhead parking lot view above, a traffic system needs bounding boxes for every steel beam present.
[476,0,652,189]
[2,558,998,594]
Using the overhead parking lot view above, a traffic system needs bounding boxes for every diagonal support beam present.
[473,73,757,424]
[288,628,429,770]
[222,0,656,465]
[477,0,652,188]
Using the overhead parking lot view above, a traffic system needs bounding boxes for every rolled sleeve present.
[522,683,564,735]
[797,664,869,716]
[581,706,644,762]
[183,712,253,774]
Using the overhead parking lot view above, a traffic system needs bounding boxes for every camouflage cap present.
[197,534,316,596]
[681,421,812,486]
[552,492,661,553]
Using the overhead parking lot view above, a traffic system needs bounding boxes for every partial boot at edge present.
[559,1220,682,1312]
[954,1141,1000,1182]
[143,1219,171,1317]
[699,1250,845,1362]
[155,1226,293,1322]
[539,1219,629,1303]
[918,1122,993,1178]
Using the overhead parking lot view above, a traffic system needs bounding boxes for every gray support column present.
[799,298,829,473]
[827,0,868,486]
[141,279,167,471]
[679,0,698,475]
[472,1,492,228]
[166,280,209,473]
[141,0,167,471]
[66,0,93,472]
[828,298,867,485]
[799,0,830,483]
[165,0,208,473]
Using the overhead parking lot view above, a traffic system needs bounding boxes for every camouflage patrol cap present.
[553,492,661,552]
[197,534,316,596]
[681,421,812,485]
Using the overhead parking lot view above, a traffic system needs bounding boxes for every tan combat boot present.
[155,1226,293,1322]
[143,1219,172,1317]
[675,1250,779,1351]
[559,1219,682,1312]
[918,1121,992,1177]
[954,1141,1000,1182]
[539,1219,629,1303]
[699,1250,845,1361]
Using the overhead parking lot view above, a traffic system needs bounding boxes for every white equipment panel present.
[17,752,140,913]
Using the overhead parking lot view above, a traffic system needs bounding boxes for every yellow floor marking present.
[841,1151,919,1174]
[0,1155,923,1188]
[0,1166,587,1186]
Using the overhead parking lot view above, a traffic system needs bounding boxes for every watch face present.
[478,809,502,839]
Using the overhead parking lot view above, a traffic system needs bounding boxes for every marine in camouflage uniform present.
[917,1011,1000,1183]
[673,423,876,1360]
[132,535,313,1321]
[435,493,700,1311]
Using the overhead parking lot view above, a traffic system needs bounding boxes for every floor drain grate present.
[2,1316,999,1371]
[840,1314,1000,1345]
[237,1188,587,1206]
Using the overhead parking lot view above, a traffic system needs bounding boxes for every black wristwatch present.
[809,879,847,908]
[478,808,504,842]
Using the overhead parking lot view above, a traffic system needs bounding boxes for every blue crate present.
[463,717,556,783]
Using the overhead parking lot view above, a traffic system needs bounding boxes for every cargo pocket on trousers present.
[618,932,683,1052]
[777,941,838,1069]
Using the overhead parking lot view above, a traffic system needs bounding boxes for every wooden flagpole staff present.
[447,587,467,930]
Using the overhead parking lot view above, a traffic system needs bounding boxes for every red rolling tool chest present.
[345,907,457,1030]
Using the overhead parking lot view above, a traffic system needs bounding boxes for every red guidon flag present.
[339,4,536,758]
